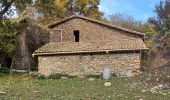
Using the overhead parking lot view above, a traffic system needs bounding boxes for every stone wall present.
[51,18,141,43]
[38,52,141,77]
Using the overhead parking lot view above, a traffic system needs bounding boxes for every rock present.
[158,84,163,88]
[61,77,68,80]
[88,78,95,81]
[126,71,134,77]
[30,71,39,75]
[104,82,111,86]
[156,78,159,81]
[141,90,146,92]
[0,91,6,94]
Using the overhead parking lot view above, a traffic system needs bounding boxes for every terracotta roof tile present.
[33,39,148,55]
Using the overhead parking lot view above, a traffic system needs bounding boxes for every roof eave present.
[33,48,148,56]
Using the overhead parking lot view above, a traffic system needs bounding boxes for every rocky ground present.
[133,62,170,94]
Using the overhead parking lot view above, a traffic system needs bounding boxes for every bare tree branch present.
[0,0,14,18]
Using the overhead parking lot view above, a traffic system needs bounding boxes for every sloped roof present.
[33,38,148,55]
[48,15,145,37]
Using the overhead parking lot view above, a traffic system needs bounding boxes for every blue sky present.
[99,0,160,22]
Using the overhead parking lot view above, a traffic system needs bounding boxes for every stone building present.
[33,15,148,77]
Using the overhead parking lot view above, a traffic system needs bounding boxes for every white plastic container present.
[103,67,111,80]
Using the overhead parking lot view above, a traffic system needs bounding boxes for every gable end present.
[48,15,145,38]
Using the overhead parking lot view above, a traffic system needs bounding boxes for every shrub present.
[37,75,46,79]
[30,67,38,71]
[47,73,77,79]
[0,68,10,74]
[86,74,101,78]
[48,73,61,79]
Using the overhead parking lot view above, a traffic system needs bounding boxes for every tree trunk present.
[11,28,35,70]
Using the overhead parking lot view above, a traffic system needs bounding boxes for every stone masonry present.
[38,52,141,77]
[50,18,141,43]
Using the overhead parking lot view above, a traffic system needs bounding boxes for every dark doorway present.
[74,30,80,42]
[6,57,12,68]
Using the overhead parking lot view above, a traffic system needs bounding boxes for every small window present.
[50,29,62,42]
[74,30,80,42]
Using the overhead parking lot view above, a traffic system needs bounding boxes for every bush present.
[37,75,46,79]
[86,74,101,78]
[0,67,10,74]
[86,73,118,79]
[30,67,38,71]
[47,73,77,79]
[48,73,61,79]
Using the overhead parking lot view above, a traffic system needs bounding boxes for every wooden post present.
[10,57,14,74]
[61,29,63,42]
[139,50,142,68]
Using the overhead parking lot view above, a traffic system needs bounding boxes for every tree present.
[148,0,170,42]
[73,0,103,20]
[109,13,156,36]
[0,20,18,57]
[35,0,104,25]
[0,0,32,19]
[10,8,50,70]
[147,0,170,68]
[148,0,170,50]
[0,0,14,18]
[108,13,142,31]
[0,0,32,68]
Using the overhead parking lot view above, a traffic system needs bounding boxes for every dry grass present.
[135,63,170,93]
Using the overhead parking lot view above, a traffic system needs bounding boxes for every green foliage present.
[0,67,10,74]
[35,0,103,25]
[141,40,158,68]
[86,74,101,78]
[13,0,33,13]
[48,73,77,79]
[0,20,18,57]
[145,26,156,36]
[145,41,158,55]
[37,75,46,80]
[73,0,103,20]
[35,0,58,19]
[48,73,62,79]
[30,67,38,71]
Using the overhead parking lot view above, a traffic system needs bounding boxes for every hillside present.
[136,61,170,92]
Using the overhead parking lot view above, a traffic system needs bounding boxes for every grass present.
[0,74,170,100]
